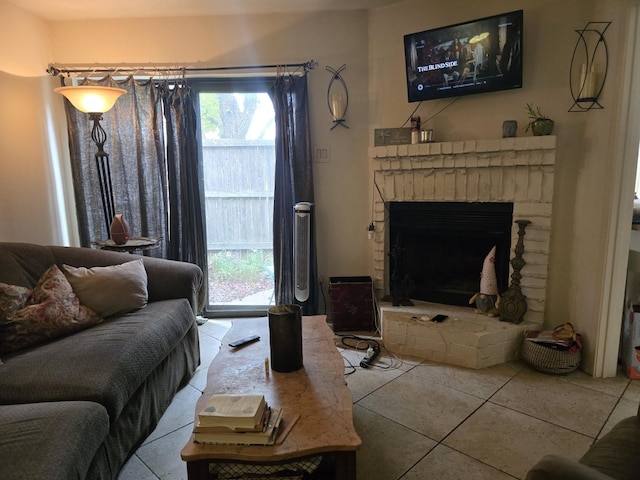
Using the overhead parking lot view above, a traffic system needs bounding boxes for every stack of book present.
[194,393,283,446]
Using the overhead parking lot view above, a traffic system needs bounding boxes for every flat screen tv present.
[404,10,523,102]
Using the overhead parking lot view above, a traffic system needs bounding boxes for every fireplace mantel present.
[369,136,556,326]
[369,136,556,178]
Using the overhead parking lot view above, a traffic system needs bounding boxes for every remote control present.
[228,335,260,348]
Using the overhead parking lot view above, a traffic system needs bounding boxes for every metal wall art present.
[326,64,349,130]
[569,21,611,112]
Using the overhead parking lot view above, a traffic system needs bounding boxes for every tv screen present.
[404,10,523,102]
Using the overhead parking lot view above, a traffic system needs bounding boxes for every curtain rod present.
[47,60,318,77]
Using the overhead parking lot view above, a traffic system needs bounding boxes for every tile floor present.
[118,318,640,480]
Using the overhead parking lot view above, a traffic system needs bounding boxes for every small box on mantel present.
[329,276,375,332]
[374,128,412,146]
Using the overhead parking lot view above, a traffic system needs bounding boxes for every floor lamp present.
[55,85,127,233]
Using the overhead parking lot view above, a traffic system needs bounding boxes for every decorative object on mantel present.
[410,116,421,144]
[373,128,412,146]
[469,246,500,316]
[569,21,610,112]
[499,219,531,324]
[110,213,130,245]
[54,85,127,233]
[420,129,434,143]
[502,120,517,138]
[326,64,348,130]
[524,103,554,136]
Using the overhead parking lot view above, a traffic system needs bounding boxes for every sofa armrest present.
[141,256,203,314]
[526,455,614,480]
[579,415,640,480]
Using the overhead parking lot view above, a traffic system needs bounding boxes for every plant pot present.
[531,119,554,136]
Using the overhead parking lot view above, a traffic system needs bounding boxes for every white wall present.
[0,1,72,245]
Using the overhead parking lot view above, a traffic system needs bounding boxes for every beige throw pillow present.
[62,259,148,318]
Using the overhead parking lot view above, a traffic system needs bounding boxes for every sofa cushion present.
[62,259,148,317]
[0,299,196,421]
[0,401,110,480]
[0,265,103,355]
[0,243,59,289]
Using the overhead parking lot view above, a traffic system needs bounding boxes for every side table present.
[94,237,160,254]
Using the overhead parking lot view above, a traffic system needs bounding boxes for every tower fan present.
[294,202,313,303]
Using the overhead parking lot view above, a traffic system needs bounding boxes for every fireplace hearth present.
[369,137,556,367]
[388,201,513,307]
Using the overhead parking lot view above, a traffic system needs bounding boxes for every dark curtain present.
[63,77,167,256]
[63,76,207,312]
[160,82,208,312]
[271,73,318,314]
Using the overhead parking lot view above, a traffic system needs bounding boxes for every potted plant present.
[525,103,554,136]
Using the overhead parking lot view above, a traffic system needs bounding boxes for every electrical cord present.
[400,96,461,128]
[400,101,423,128]
[336,334,404,371]
[318,277,327,315]
[337,334,380,351]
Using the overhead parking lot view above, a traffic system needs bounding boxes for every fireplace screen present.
[388,201,513,307]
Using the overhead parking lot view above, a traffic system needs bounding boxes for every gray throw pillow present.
[62,259,148,318]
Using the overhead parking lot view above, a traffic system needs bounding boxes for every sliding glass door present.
[192,79,276,316]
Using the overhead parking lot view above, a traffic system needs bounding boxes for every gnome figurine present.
[469,246,500,316]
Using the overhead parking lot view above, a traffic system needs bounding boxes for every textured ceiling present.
[8,0,403,21]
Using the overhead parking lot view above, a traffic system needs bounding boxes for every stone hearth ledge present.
[380,300,543,369]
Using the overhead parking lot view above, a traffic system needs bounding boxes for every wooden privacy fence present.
[203,141,275,252]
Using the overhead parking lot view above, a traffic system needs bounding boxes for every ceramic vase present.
[110,214,130,245]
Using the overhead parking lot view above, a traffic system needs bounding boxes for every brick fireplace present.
[369,136,556,368]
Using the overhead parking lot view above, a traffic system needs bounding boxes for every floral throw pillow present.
[0,265,103,355]
[0,283,31,321]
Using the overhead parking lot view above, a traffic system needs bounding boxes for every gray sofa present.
[526,403,640,480]
[0,242,202,479]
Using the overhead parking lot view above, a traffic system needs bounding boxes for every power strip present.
[360,345,380,369]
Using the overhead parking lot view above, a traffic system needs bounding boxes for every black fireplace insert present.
[388,201,513,307]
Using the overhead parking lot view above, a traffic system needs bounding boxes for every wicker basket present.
[521,337,581,375]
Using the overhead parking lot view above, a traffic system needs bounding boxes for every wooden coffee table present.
[181,315,361,479]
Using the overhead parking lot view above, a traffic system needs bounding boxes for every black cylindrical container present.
[268,304,303,372]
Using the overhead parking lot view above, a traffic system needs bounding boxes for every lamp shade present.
[54,85,127,113]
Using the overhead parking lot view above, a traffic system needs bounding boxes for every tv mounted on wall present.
[404,10,523,103]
